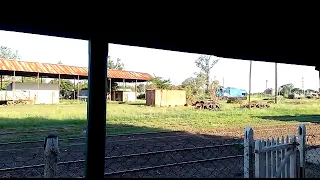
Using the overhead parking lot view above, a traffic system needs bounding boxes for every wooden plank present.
[285,136,290,178]
[271,138,276,177]
[255,139,262,178]
[244,127,254,178]
[266,139,271,178]
[276,138,280,177]
[260,139,266,178]
[275,149,294,178]
[281,136,285,178]
[255,143,294,153]
[290,135,297,178]
[298,124,306,178]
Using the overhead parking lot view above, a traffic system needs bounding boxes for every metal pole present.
[13,71,16,101]
[223,77,225,87]
[135,79,137,99]
[265,80,268,96]
[58,74,61,100]
[275,63,278,104]
[77,75,80,101]
[109,78,112,101]
[84,38,108,178]
[37,72,39,104]
[248,61,252,109]
[73,77,76,100]
[0,75,2,100]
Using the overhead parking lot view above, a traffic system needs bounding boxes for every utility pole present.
[302,77,305,95]
[275,63,278,104]
[265,80,268,96]
[223,77,225,87]
[248,60,252,109]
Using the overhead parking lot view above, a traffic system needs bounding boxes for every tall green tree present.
[194,55,219,93]
[0,46,20,60]
[279,83,294,96]
[149,76,171,90]
[0,46,21,90]
[107,56,124,70]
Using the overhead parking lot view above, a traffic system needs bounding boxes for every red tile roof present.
[0,59,152,81]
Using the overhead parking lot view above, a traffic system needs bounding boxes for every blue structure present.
[216,87,247,98]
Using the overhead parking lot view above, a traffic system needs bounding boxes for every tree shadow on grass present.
[256,114,320,123]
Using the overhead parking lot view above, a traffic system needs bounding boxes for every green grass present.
[0,98,319,142]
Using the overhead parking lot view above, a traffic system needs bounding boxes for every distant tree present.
[181,73,207,103]
[149,77,171,90]
[291,88,303,94]
[107,56,124,70]
[279,83,294,96]
[194,55,219,93]
[49,79,74,96]
[0,46,20,59]
[0,46,21,90]
[137,83,145,93]
[306,89,316,94]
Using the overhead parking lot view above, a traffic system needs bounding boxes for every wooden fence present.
[244,124,306,178]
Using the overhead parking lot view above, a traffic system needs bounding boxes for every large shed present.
[0,59,153,101]
[7,82,59,104]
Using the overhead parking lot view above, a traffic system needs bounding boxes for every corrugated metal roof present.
[0,59,152,81]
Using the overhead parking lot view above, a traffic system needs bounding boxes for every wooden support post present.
[0,75,2,100]
[13,71,16,101]
[248,60,252,109]
[77,75,80,101]
[22,76,24,83]
[135,79,137,100]
[290,135,297,178]
[58,74,61,98]
[123,79,125,88]
[109,78,112,101]
[73,77,76,100]
[44,134,59,178]
[41,77,43,84]
[275,63,278,104]
[85,38,108,178]
[244,127,254,178]
[298,124,306,178]
[37,72,39,104]
[255,139,266,178]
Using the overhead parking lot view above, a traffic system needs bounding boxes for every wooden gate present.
[244,124,306,178]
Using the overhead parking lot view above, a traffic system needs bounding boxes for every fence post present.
[290,135,297,178]
[298,124,306,178]
[244,127,254,178]
[44,134,59,178]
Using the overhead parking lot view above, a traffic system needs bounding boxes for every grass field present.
[0,98,319,142]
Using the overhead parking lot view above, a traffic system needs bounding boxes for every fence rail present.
[1,124,320,178]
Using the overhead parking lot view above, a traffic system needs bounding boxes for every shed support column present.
[13,71,16,101]
[37,72,39,104]
[85,38,108,178]
[73,78,76,100]
[135,79,137,99]
[77,75,80,101]
[0,75,2,100]
[58,74,61,100]
[109,78,112,101]
[123,79,125,88]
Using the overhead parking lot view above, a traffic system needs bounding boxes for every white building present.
[6,82,59,104]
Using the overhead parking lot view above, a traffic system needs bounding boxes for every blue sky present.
[0,30,319,93]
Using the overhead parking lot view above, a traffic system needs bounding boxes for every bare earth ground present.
[0,124,320,178]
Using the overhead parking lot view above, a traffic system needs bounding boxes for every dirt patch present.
[1,124,320,178]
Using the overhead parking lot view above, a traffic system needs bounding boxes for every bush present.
[137,93,145,99]
[227,97,243,104]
